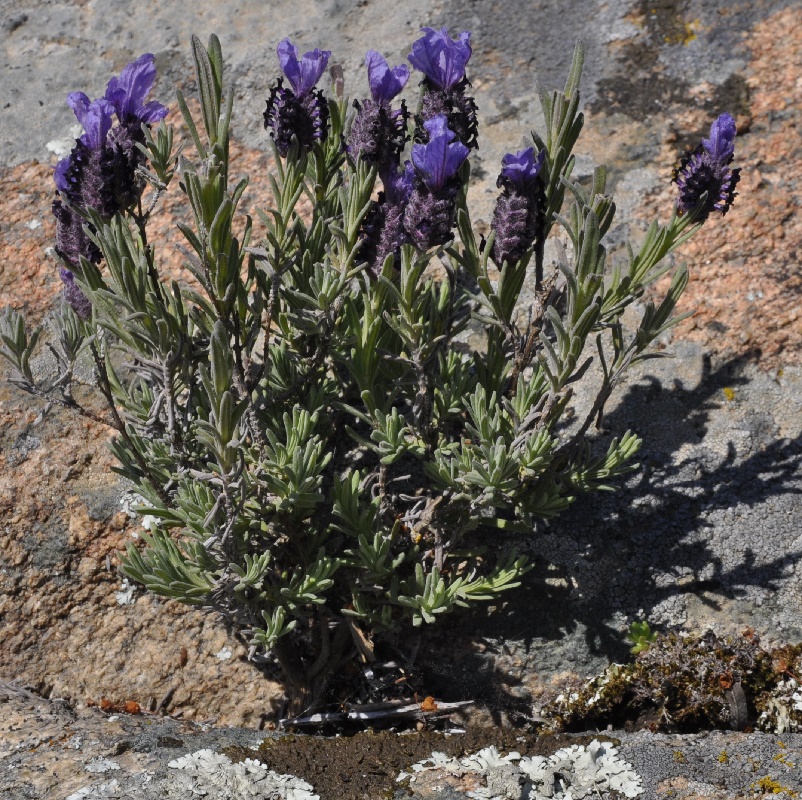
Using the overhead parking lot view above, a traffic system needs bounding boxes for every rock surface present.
[2,0,802,795]
[3,684,802,800]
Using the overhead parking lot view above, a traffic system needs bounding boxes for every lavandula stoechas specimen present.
[348,51,409,171]
[490,147,546,266]
[408,28,478,150]
[360,163,414,276]
[675,113,740,223]
[403,115,469,251]
[52,54,167,317]
[264,39,331,157]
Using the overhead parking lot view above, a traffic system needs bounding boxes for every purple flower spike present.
[410,29,478,150]
[500,147,546,189]
[675,112,741,223]
[53,55,167,270]
[266,39,331,156]
[411,115,469,192]
[490,146,546,266]
[277,38,331,97]
[366,51,409,103]
[348,55,409,168]
[358,165,415,276]
[53,197,102,268]
[408,28,472,90]
[104,54,168,126]
[403,118,468,250]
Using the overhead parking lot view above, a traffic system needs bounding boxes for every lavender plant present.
[1,32,739,710]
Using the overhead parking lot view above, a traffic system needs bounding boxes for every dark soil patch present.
[225,728,619,800]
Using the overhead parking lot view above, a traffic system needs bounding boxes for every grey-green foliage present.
[2,36,705,698]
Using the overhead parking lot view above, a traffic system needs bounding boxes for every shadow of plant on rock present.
[411,352,802,724]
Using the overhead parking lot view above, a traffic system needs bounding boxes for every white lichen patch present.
[84,757,121,773]
[114,578,137,606]
[215,646,233,660]
[167,749,319,799]
[118,490,161,535]
[756,677,802,734]
[398,740,643,800]
[66,779,121,800]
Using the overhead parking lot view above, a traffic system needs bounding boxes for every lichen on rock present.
[167,749,320,799]
[399,741,643,799]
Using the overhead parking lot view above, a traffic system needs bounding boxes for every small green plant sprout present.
[627,620,658,655]
[1,28,740,712]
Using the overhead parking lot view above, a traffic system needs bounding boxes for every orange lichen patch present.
[645,6,802,370]
[94,697,141,714]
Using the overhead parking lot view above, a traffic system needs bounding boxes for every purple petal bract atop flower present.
[702,112,737,162]
[104,54,168,125]
[410,115,469,192]
[407,27,472,90]
[66,93,115,150]
[365,50,409,103]
[500,147,546,189]
[277,38,331,97]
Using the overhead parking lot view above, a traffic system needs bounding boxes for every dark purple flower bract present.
[500,147,546,189]
[702,113,737,162]
[674,112,740,223]
[408,28,471,91]
[384,163,415,205]
[53,158,73,195]
[66,93,116,150]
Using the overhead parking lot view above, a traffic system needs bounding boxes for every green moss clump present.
[545,630,802,733]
